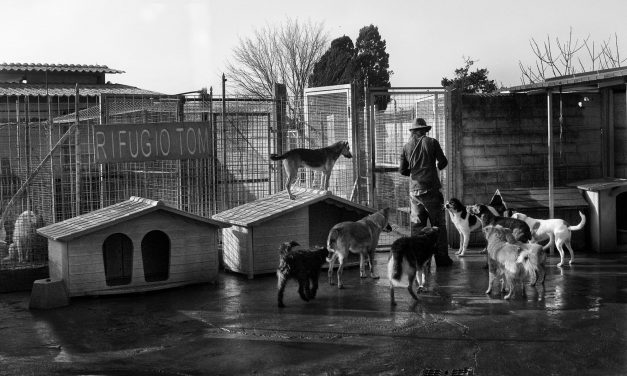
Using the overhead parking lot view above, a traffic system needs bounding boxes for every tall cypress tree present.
[309,25,392,110]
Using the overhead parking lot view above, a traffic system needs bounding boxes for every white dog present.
[510,211,586,267]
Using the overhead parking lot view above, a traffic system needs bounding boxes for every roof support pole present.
[547,89,555,254]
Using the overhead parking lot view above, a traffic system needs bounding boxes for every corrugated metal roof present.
[212,188,373,227]
[37,196,230,241]
[507,66,627,93]
[52,100,178,124]
[0,63,124,74]
[0,83,162,97]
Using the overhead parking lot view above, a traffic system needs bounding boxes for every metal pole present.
[209,86,218,215]
[74,84,81,217]
[25,96,31,212]
[46,69,56,223]
[547,90,555,254]
[221,74,227,212]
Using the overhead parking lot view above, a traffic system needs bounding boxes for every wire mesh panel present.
[0,94,72,271]
[369,88,449,243]
[297,84,361,201]
[214,98,276,212]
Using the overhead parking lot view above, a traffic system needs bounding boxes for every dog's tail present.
[387,242,404,286]
[269,153,286,161]
[517,249,537,281]
[568,211,587,231]
[327,227,341,251]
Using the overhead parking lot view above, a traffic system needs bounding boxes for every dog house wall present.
[39,198,228,296]
[576,178,627,253]
[215,189,373,278]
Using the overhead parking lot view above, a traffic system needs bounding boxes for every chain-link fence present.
[1,82,448,288]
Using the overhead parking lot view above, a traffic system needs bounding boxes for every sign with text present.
[93,122,212,163]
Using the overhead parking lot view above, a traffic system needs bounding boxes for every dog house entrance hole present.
[617,192,627,245]
[141,230,170,282]
[103,233,133,286]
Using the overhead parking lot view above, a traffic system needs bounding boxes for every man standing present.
[399,118,452,267]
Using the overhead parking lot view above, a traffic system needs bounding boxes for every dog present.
[445,198,482,256]
[469,204,532,243]
[511,211,586,267]
[483,225,526,299]
[2,211,46,263]
[276,241,329,308]
[270,141,353,200]
[326,207,391,289]
[387,226,439,306]
[516,241,547,287]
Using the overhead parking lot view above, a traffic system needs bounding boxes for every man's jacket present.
[399,134,448,193]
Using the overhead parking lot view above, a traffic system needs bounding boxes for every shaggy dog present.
[483,225,525,299]
[2,211,46,263]
[445,198,482,256]
[516,241,547,287]
[469,204,532,243]
[269,141,353,200]
[511,211,586,267]
[326,208,391,289]
[387,226,439,306]
[276,241,329,308]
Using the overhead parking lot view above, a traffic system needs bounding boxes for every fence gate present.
[298,84,365,202]
[368,87,451,242]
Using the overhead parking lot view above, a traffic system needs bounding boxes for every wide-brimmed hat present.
[409,118,432,132]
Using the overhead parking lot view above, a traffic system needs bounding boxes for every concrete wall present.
[614,92,627,177]
[451,92,606,206]
[447,90,627,248]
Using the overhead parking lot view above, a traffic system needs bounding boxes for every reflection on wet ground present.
[0,250,626,375]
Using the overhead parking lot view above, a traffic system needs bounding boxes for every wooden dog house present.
[212,188,374,278]
[574,178,627,253]
[489,187,589,250]
[37,196,230,296]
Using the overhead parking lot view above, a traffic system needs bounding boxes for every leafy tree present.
[441,57,498,93]
[308,36,355,87]
[225,18,328,98]
[309,25,392,110]
[353,25,392,110]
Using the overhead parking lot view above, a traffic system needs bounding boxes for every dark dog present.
[387,227,439,306]
[469,204,532,243]
[270,141,352,200]
[326,208,392,288]
[277,241,328,308]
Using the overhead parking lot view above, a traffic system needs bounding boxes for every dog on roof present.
[276,241,329,308]
[270,141,353,200]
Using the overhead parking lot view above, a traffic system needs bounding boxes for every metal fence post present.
[273,83,287,194]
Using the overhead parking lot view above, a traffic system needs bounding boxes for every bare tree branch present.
[225,18,328,100]
[519,28,625,84]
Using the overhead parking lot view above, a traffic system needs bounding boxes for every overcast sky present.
[4,0,627,94]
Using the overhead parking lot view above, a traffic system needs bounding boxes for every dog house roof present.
[212,188,374,227]
[490,187,588,210]
[37,196,230,241]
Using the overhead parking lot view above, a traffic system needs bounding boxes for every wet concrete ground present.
[1,249,627,376]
